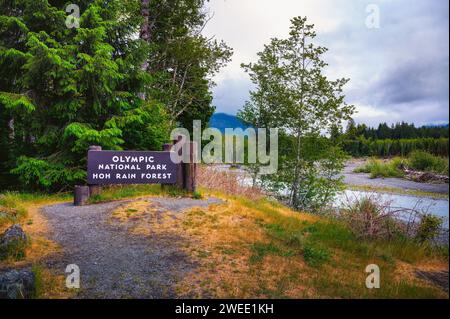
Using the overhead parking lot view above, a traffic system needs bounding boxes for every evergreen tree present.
[143,0,232,131]
[0,0,168,191]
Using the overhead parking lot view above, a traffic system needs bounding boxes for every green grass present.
[354,158,405,178]
[408,151,449,176]
[236,197,448,298]
[88,184,195,204]
[87,185,163,203]
[354,152,449,179]
[0,235,29,261]
[302,244,330,267]
[239,199,448,298]
[1,191,72,203]
[1,185,447,298]
[192,191,203,200]
[250,242,294,263]
[0,191,73,229]
[0,192,29,228]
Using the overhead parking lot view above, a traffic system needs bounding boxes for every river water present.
[212,165,449,226]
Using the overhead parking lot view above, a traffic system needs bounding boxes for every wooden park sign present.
[87,150,177,185]
[74,141,197,206]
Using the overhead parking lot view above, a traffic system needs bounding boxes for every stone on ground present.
[0,268,35,299]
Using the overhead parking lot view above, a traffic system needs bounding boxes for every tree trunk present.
[140,0,151,47]
[291,130,302,209]
[290,32,307,210]
[8,118,14,139]
[139,0,151,100]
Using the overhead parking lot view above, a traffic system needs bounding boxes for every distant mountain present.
[208,113,250,133]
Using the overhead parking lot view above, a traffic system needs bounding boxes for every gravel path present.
[343,161,449,194]
[41,197,223,299]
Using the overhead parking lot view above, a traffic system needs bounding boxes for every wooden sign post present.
[74,137,197,206]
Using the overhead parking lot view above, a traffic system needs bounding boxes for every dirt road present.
[41,197,222,298]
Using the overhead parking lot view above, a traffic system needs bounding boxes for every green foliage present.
[11,156,86,191]
[105,101,169,151]
[239,17,353,212]
[354,158,406,179]
[192,191,203,200]
[269,134,349,213]
[0,235,29,261]
[339,120,448,157]
[355,152,449,179]
[0,92,35,113]
[302,244,330,267]
[0,1,229,191]
[1,0,152,191]
[146,0,232,130]
[63,123,124,154]
[342,137,449,158]
[408,151,449,175]
[416,214,444,244]
[0,192,28,227]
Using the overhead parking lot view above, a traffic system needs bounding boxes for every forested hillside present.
[208,113,250,133]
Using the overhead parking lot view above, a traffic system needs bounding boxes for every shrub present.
[354,158,405,179]
[339,195,406,240]
[338,194,447,245]
[408,151,449,175]
[415,214,444,244]
[11,156,86,192]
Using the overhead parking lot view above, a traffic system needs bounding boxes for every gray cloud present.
[369,59,449,107]
[212,77,254,114]
[203,0,449,126]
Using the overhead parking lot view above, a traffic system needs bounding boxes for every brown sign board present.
[87,150,177,185]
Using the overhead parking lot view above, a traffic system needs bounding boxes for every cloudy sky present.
[202,0,449,127]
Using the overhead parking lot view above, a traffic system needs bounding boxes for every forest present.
[336,120,449,157]
[0,0,231,191]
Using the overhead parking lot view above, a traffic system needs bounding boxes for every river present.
[210,164,449,226]
[336,190,449,227]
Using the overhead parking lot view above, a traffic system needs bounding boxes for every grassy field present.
[1,184,448,299]
[170,191,448,298]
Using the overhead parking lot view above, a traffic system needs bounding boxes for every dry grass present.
[2,186,447,299]
[110,190,449,299]
[0,202,63,268]
[33,265,76,299]
[197,165,265,200]
[0,193,75,298]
